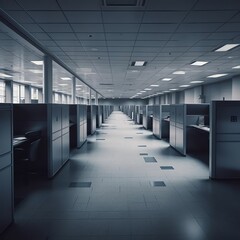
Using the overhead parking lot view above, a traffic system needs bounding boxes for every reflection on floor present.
[3,111,240,240]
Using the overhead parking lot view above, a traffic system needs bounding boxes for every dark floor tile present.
[96,138,106,140]
[144,157,157,163]
[138,145,147,147]
[140,153,148,156]
[124,137,133,139]
[160,166,174,170]
[153,181,166,187]
[69,182,92,188]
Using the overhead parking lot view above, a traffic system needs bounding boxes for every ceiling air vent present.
[102,0,146,7]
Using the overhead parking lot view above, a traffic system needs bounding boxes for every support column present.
[25,85,31,103]
[5,80,13,103]
[232,76,240,100]
[38,89,43,103]
[43,55,53,103]
[72,76,76,104]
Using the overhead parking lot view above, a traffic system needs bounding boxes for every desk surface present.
[13,136,28,147]
[188,125,210,132]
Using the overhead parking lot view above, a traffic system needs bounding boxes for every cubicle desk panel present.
[0,104,13,234]
[170,104,186,156]
[142,105,147,129]
[78,105,87,147]
[97,105,103,128]
[160,105,170,139]
[87,105,97,135]
[153,105,160,139]
[48,104,70,178]
[210,101,240,179]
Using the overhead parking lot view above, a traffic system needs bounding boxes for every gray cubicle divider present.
[170,104,209,156]
[87,105,97,135]
[97,105,103,128]
[143,105,153,130]
[78,105,87,147]
[0,104,13,234]
[170,104,186,155]
[142,105,148,129]
[48,104,70,177]
[210,101,240,179]
[153,105,170,139]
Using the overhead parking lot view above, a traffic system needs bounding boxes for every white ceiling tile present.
[21,23,44,32]
[40,40,57,46]
[107,41,135,46]
[108,52,131,57]
[218,23,240,32]
[171,33,209,41]
[49,33,77,40]
[28,11,67,23]
[58,0,101,10]
[135,41,166,47]
[81,41,107,47]
[166,41,195,47]
[139,24,178,32]
[102,11,144,23]
[60,46,84,51]
[6,10,34,23]
[40,24,72,32]
[55,40,81,47]
[18,0,60,10]
[76,33,105,40]
[207,32,240,40]
[133,46,161,52]
[64,11,102,23]
[194,0,240,10]
[71,24,104,32]
[177,23,221,32]
[137,33,171,40]
[31,32,52,40]
[108,46,133,52]
[104,24,140,33]
[106,33,137,40]
[184,10,237,23]
[0,0,22,10]
[147,0,197,10]
[143,11,187,23]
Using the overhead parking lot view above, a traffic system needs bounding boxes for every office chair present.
[14,137,41,183]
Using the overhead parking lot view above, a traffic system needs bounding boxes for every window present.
[31,87,38,101]
[0,81,5,103]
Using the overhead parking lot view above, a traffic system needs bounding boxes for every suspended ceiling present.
[0,0,240,98]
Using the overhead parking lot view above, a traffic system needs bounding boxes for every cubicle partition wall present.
[170,104,209,156]
[78,105,87,147]
[87,105,97,135]
[152,105,170,139]
[13,104,70,178]
[0,104,13,234]
[48,104,70,177]
[210,101,240,179]
[97,105,103,128]
[143,105,153,130]
[102,105,113,123]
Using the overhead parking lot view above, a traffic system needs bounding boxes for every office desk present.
[13,136,28,147]
[188,125,210,132]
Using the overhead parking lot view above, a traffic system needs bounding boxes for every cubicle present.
[102,105,113,123]
[13,104,70,178]
[0,104,13,234]
[210,101,240,179]
[170,104,209,156]
[152,105,170,139]
[97,105,103,128]
[87,105,97,135]
[143,105,153,130]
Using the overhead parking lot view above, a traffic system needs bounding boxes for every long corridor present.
[3,111,240,240]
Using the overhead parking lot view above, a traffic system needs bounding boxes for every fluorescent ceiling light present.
[31,61,43,65]
[28,69,42,74]
[131,70,139,73]
[131,61,147,67]
[190,80,204,84]
[232,65,240,69]
[173,71,185,75]
[162,78,172,81]
[140,90,146,93]
[163,90,170,93]
[215,44,239,52]
[76,84,82,87]
[137,93,142,95]
[0,73,13,78]
[169,88,178,91]
[191,61,208,66]
[150,84,159,87]
[179,85,190,88]
[207,73,228,78]
[144,88,152,91]
[61,77,71,80]
[59,83,68,86]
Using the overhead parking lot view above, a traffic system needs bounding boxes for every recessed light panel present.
[31,61,43,65]
[150,84,159,87]
[61,77,71,80]
[190,80,204,84]
[0,73,13,78]
[179,85,190,88]
[162,78,172,81]
[131,61,147,66]
[169,88,178,91]
[207,74,228,78]
[144,88,152,91]
[191,61,208,66]
[232,65,240,69]
[173,71,185,75]
[215,44,239,52]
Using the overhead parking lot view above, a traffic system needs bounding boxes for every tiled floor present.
[3,111,240,240]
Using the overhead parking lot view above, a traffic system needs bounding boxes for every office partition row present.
[0,104,13,234]
[152,105,170,140]
[87,105,97,135]
[97,105,103,128]
[143,105,153,130]
[102,105,113,123]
